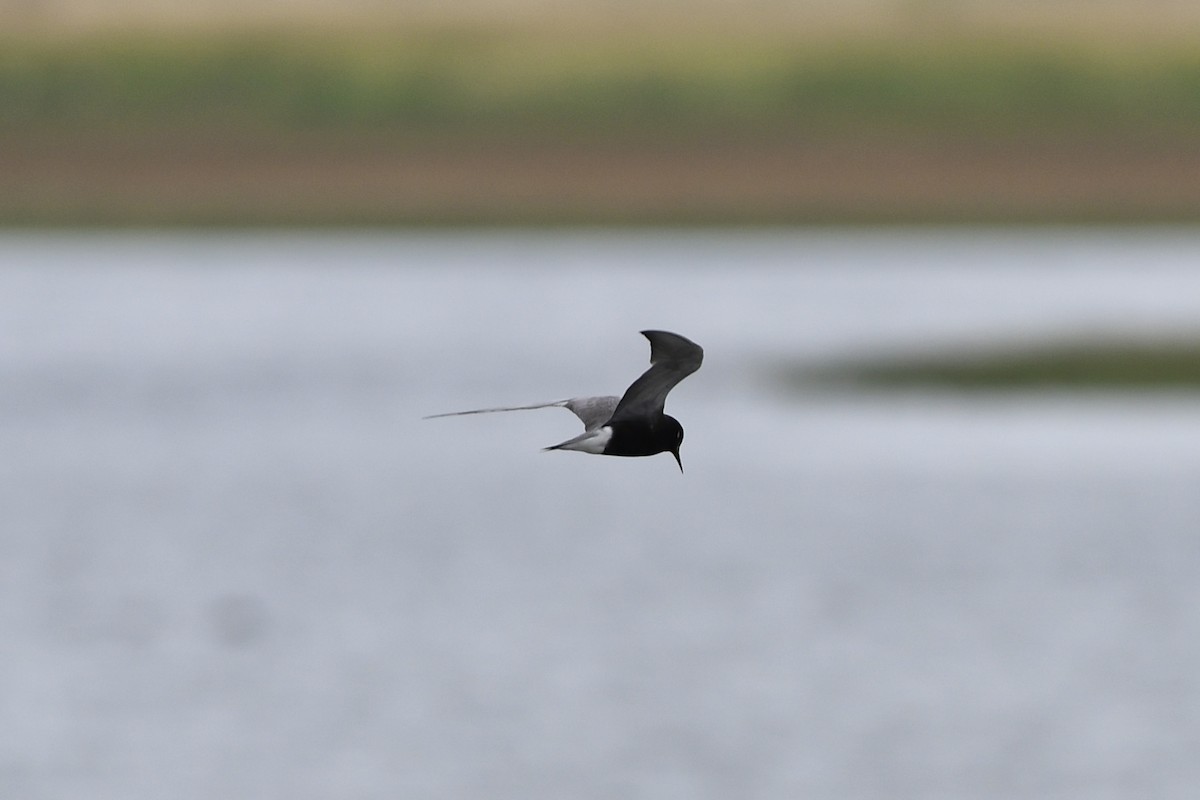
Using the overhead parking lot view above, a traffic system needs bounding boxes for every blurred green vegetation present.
[4,26,1199,226]
[3,28,1200,135]
[797,339,1200,390]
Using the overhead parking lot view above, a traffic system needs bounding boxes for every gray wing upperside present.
[609,330,703,423]
[562,396,620,430]
[424,396,619,431]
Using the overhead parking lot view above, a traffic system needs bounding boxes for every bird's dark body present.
[602,415,684,458]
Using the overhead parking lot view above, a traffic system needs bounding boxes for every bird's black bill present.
[671,448,683,473]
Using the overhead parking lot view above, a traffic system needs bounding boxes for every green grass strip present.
[2,30,1200,134]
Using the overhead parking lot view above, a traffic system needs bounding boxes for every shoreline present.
[4,129,1199,227]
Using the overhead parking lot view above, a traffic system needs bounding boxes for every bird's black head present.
[661,414,685,472]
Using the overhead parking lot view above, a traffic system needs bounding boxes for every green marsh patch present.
[794,338,1200,391]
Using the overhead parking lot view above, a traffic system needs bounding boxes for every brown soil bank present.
[3,129,1198,226]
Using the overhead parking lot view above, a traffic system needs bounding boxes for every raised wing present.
[608,330,703,423]
[424,395,619,431]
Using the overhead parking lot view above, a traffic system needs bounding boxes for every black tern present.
[426,330,703,471]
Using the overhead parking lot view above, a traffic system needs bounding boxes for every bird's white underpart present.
[545,425,612,454]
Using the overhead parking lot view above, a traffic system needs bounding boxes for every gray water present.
[4,230,1200,799]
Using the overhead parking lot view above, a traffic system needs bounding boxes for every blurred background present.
[3,0,1200,224]
[4,3,1200,799]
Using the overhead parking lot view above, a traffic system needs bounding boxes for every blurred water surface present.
[3,229,1200,799]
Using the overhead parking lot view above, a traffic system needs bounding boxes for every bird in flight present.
[426,330,703,471]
